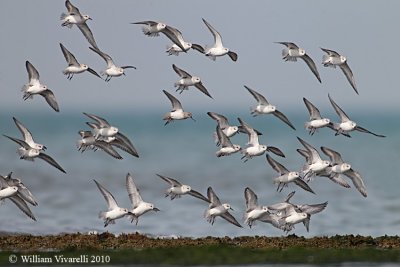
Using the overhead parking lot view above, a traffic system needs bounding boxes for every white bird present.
[327,94,385,138]
[276,42,321,83]
[21,61,60,112]
[1,172,38,206]
[204,187,242,227]
[172,64,212,98]
[321,47,357,94]
[266,154,315,194]
[243,187,269,228]
[126,173,160,225]
[238,118,285,162]
[162,90,195,125]
[60,0,98,49]
[321,146,367,197]
[12,117,46,151]
[60,43,101,80]
[297,137,329,181]
[215,125,241,157]
[0,173,36,221]
[303,97,330,135]
[94,179,132,227]
[245,85,296,130]
[156,174,209,202]
[77,130,123,160]
[199,18,238,61]
[3,135,66,174]
[89,47,136,82]
[207,112,239,146]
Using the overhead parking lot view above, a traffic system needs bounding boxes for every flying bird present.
[303,97,330,135]
[204,187,242,227]
[243,187,269,228]
[59,43,101,80]
[327,94,385,138]
[156,174,209,202]
[245,85,296,130]
[60,0,99,49]
[94,179,132,227]
[321,47,357,94]
[198,18,238,61]
[172,64,212,98]
[89,47,136,82]
[126,173,160,225]
[21,61,60,112]
[215,125,241,157]
[162,90,195,125]
[276,42,321,83]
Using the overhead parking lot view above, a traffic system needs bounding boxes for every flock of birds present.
[0,1,386,234]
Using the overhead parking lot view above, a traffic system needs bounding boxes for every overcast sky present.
[0,0,398,114]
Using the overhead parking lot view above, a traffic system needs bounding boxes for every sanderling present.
[266,154,315,194]
[60,0,98,49]
[215,125,241,157]
[77,131,123,160]
[321,48,357,94]
[238,117,285,162]
[156,174,209,202]
[172,64,212,98]
[162,90,195,125]
[199,18,238,61]
[297,137,329,181]
[207,112,239,146]
[60,43,101,80]
[126,173,160,225]
[321,146,367,197]
[303,97,330,135]
[276,42,321,83]
[2,172,38,206]
[328,94,385,137]
[245,85,296,130]
[21,61,60,112]
[243,187,269,228]
[12,117,46,151]
[204,187,242,227]
[94,179,132,227]
[83,113,139,158]
[89,47,136,82]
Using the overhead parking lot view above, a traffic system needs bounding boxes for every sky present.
[0,0,399,115]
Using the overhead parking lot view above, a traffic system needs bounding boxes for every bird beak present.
[153,207,160,212]
[230,207,234,211]
[122,73,126,76]
[43,146,47,150]
[88,18,93,20]
[191,117,196,122]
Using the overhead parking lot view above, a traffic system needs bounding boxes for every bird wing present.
[266,154,289,174]
[320,146,344,164]
[275,42,299,49]
[237,118,259,146]
[3,135,31,149]
[297,202,328,215]
[301,54,321,83]
[320,47,340,57]
[297,137,322,163]
[86,67,102,79]
[216,125,233,148]
[303,97,322,120]
[161,25,187,52]
[114,132,139,158]
[126,173,143,208]
[207,186,222,208]
[355,125,386,137]
[65,0,80,14]
[172,64,191,78]
[163,90,183,110]
[244,187,258,211]
[194,82,213,99]
[244,85,269,105]
[328,94,351,122]
[273,110,296,130]
[37,152,66,173]
[94,179,119,210]
[77,23,99,50]
[40,90,60,112]
[13,117,36,147]
[344,170,367,197]
[294,178,315,194]
[93,141,123,160]
[9,195,36,221]
[83,112,111,128]
[59,43,79,66]
[89,47,114,67]
[156,174,182,186]
[202,18,223,48]
[26,61,40,81]
[207,112,230,128]
[188,190,210,203]
[221,212,243,228]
